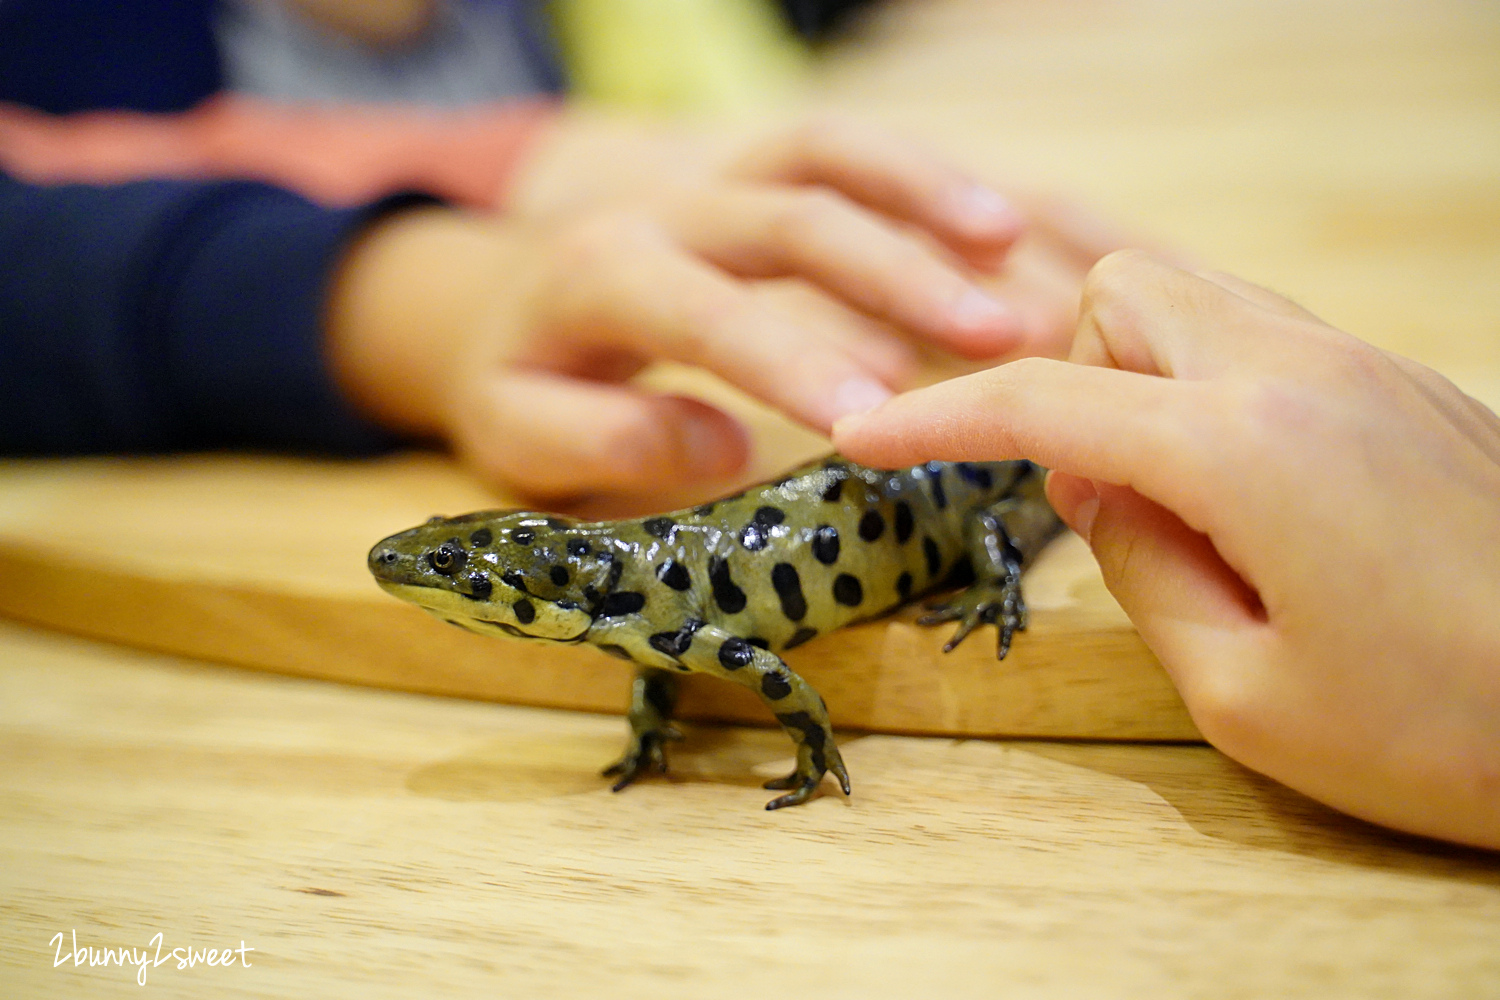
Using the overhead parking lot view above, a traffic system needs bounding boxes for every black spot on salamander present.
[941,555,976,589]
[811,525,840,565]
[926,461,947,509]
[693,502,716,517]
[709,556,747,614]
[896,571,913,601]
[770,563,807,621]
[821,468,847,502]
[469,528,493,547]
[740,506,785,552]
[602,552,624,591]
[775,710,827,751]
[513,598,536,624]
[545,518,568,530]
[718,636,754,670]
[502,570,528,593]
[956,462,993,489]
[785,626,818,649]
[655,560,691,591]
[832,573,863,607]
[598,591,646,618]
[550,565,570,587]
[567,539,591,557]
[761,671,793,701]
[512,528,535,545]
[755,505,786,526]
[923,536,942,576]
[746,637,770,649]
[466,573,492,599]
[600,644,634,661]
[858,510,885,542]
[642,516,676,539]
[894,501,914,544]
[649,618,703,657]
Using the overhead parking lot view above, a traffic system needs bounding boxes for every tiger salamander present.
[369,457,1063,809]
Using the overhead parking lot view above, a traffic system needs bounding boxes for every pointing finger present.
[832,356,1222,529]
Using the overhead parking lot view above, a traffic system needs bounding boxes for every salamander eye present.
[428,541,467,575]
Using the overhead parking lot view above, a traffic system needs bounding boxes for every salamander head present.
[368,510,609,643]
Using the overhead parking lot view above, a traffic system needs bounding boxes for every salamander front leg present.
[603,667,682,791]
[673,624,850,810]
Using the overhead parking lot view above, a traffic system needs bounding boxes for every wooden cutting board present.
[0,408,1197,740]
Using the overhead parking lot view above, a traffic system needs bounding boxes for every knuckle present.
[1080,248,1154,312]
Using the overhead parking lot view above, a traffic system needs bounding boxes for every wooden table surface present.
[4,0,1500,996]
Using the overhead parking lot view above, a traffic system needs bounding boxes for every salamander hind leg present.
[921,507,1030,659]
[672,624,849,810]
[603,667,683,791]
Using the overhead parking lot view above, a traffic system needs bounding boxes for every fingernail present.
[829,376,892,423]
[950,286,1018,333]
[949,183,1022,233]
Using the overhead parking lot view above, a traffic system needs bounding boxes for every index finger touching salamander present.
[369,457,1063,810]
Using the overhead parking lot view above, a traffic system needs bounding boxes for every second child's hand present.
[834,250,1500,849]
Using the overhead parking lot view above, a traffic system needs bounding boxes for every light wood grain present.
[2,622,1497,999]
[0,450,1193,740]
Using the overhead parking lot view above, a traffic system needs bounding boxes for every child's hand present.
[833,250,1500,849]
[328,118,1038,512]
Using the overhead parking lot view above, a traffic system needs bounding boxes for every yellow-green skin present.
[369,457,1062,809]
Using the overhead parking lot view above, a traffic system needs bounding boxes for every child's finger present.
[451,371,750,501]
[832,356,1222,526]
[541,222,900,429]
[731,117,1026,268]
[675,185,1022,357]
[1070,251,1311,378]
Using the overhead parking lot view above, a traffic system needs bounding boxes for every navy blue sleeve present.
[0,174,420,457]
[0,0,221,113]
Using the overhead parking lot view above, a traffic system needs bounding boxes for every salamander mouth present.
[472,619,589,642]
[376,580,590,643]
